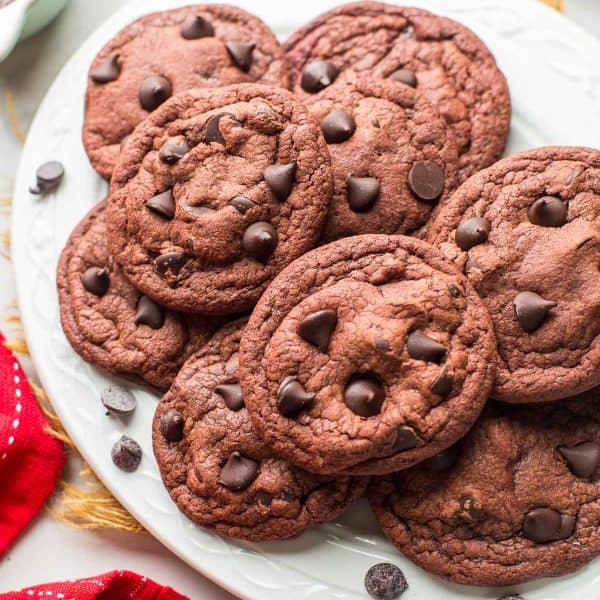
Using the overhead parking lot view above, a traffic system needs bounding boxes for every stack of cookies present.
[55,1,600,592]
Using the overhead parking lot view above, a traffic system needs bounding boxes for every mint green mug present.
[0,0,69,61]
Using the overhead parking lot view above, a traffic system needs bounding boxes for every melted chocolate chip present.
[298,309,337,352]
[277,377,315,417]
[30,161,64,195]
[448,284,462,298]
[364,563,408,600]
[389,68,417,88]
[159,138,189,163]
[160,409,185,442]
[457,495,485,523]
[513,291,556,332]
[101,384,136,415]
[146,189,175,219]
[301,60,340,93]
[215,383,244,411]
[180,15,214,39]
[344,376,385,417]
[226,41,255,72]
[528,196,567,227]
[90,53,121,83]
[558,441,600,478]
[155,252,186,276]
[139,75,172,111]
[111,435,142,472]
[455,217,491,251]
[407,161,445,202]
[523,507,575,543]
[229,196,255,214]
[81,267,110,297]
[346,176,380,212]
[219,452,259,490]
[406,331,446,363]
[135,295,164,329]
[206,112,236,145]
[264,162,296,201]
[422,445,459,471]
[321,110,356,144]
[431,368,453,396]
[242,222,277,262]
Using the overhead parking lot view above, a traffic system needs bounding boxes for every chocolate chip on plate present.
[111,435,142,472]
[364,563,408,599]
[101,384,136,415]
[30,161,64,195]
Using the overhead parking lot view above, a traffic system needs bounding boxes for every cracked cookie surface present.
[368,393,600,585]
[107,84,333,316]
[152,319,367,541]
[83,5,290,179]
[284,1,510,182]
[239,234,496,475]
[57,201,218,390]
[427,146,600,403]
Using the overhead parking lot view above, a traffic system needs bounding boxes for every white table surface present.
[0,1,598,597]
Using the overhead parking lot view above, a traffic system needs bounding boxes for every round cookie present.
[152,319,367,541]
[368,393,600,586]
[285,1,511,182]
[58,201,218,390]
[427,146,600,403]
[304,75,459,241]
[239,234,496,475]
[107,84,333,316]
[84,5,290,179]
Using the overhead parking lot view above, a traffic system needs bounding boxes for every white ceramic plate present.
[12,1,600,598]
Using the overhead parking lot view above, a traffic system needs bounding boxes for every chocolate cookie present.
[239,235,496,475]
[58,201,218,390]
[83,5,290,179]
[285,1,511,182]
[368,393,600,586]
[107,85,333,316]
[427,146,600,403]
[152,319,367,541]
[304,75,459,241]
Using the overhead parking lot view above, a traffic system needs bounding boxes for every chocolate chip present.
[206,112,235,145]
[101,384,136,415]
[155,252,186,276]
[448,284,462,298]
[264,162,296,201]
[522,507,575,543]
[277,377,315,417]
[242,222,277,262]
[458,495,485,522]
[139,75,172,111]
[346,176,380,212]
[344,376,385,417]
[30,161,64,194]
[229,196,255,214]
[90,53,120,83]
[406,331,446,363]
[321,110,356,144]
[111,435,142,472]
[146,189,175,219]
[364,563,408,600]
[558,441,600,478]
[528,196,567,227]
[513,291,556,332]
[301,60,340,93]
[215,383,244,411]
[455,217,491,251]
[422,445,458,471]
[257,491,273,506]
[81,267,109,297]
[180,15,214,39]
[407,161,445,202]
[389,68,417,88]
[497,595,525,600]
[159,409,185,442]
[226,41,255,72]
[431,368,453,396]
[375,335,391,352]
[298,309,337,352]
[394,426,419,452]
[159,138,189,163]
[135,295,164,329]
[219,452,259,490]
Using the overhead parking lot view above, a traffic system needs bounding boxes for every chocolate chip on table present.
[422,445,459,471]
[155,252,187,276]
[229,195,255,214]
[346,176,380,212]
[513,291,556,332]
[522,507,575,543]
[135,295,164,329]
[455,217,491,251]
[344,376,385,417]
[321,109,356,143]
[180,15,214,39]
[111,435,142,472]
[528,196,567,227]
[558,441,600,478]
[389,68,417,88]
[364,563,408,600]
[90,53,121,83]
[277,376,315,417]
[298,309,337,352]
[407,161,445,202]
[406,331,446,362]
[301,60,340,93]
[219,451,259,490]
[101,384,136,415]
[263,162,297,201]
[242,222,278,262]
[159,138,189,163]
[146,189,175,219]
[29,161,64,195]
[139,75,172,111]
[225,41,256,72]
[215,383,244,411]
[81,267,109,297]
[160,409,185,442]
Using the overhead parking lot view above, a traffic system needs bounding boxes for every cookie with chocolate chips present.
[152,320,367,541]
[427,146,600,403]
[58,201,219,390]
[368,393,600,585]
[285,1,511,182]
[239,234,496,475]
[304,75,459,241]
[107,84,333,316]
[83,5,290,179]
